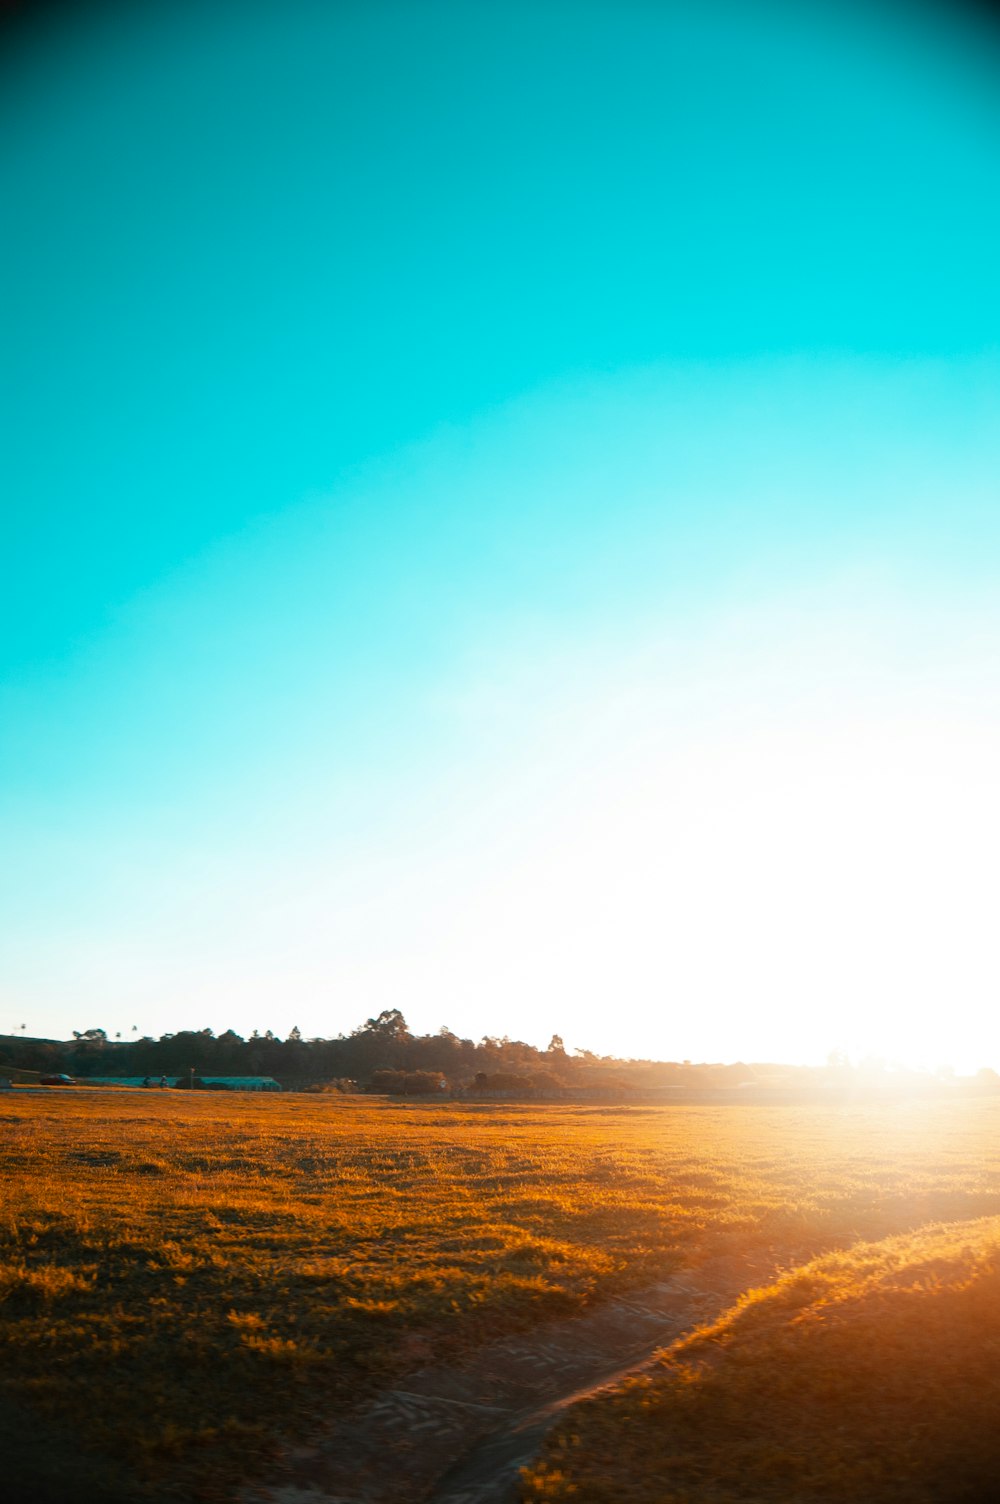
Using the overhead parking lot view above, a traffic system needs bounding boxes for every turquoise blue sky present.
[3,1,1000,1067]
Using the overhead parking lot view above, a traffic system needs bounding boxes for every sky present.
[3,0,1000,1070]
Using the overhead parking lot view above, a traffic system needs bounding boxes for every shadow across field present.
[0,1397,134,1504]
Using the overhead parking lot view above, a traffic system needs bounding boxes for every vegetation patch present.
[4,1091,1000,1502]
[522,1216,1000,1503]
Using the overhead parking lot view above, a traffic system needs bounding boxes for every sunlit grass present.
[522,1214,1000,1502]
[3,1090,1000,1501]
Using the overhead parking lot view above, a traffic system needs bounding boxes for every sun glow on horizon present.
[340,585,1000,1077]
[7,552,999,1077]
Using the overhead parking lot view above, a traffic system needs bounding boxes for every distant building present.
[86,1075,282,1092]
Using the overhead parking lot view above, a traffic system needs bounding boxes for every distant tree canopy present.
[0,1013,629,1091]
[370,1069,445,1096]
[0,1021,990,1100]
[361,1009,409,1038]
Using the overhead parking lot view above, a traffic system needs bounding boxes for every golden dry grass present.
[3,1088,1000,1501]
[521,1215,1000,1503]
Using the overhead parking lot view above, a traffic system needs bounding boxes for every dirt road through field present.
[240,1251,781,1504]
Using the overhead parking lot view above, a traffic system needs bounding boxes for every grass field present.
[522,1214,1000,1502]
[3,1089,1000,1502]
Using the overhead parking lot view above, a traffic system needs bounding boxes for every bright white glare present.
[7,574,1000,1074]
[243,580,1000,1075]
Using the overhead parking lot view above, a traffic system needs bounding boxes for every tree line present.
[5,1017,988,1097]
[0,1012,610,1091]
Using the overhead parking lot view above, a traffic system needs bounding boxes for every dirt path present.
[240,1252,781,1504]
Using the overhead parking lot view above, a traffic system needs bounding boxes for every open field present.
[3,1090,1000,1502]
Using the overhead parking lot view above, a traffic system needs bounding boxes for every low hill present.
[522,1215,1000,1503]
